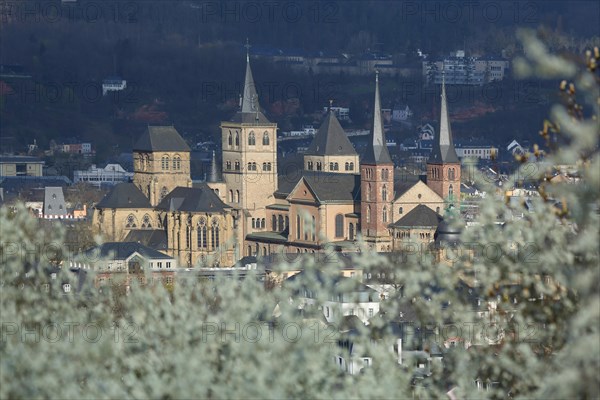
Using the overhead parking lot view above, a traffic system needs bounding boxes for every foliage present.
[1,33,599,399]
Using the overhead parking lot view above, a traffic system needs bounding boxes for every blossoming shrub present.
[1,33,598,399]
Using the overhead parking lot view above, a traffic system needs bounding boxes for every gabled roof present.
[285,172,361,203]
[95,183,151,209]
[43,187,67,216]
[304,111,357,157]
[156,185,230,213]
[390,204,443,228]
[85,242,172,261]
[133,126,191,152]
[428,76,459,164]
[363,72,392,164]
[393,175,423,198]
[124,229,168,251]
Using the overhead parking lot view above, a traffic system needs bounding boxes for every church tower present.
[303,102,359,174]
[427,74,461,205]
[132,125,191,206]
[360,72,394,251]
[221,42,278,211]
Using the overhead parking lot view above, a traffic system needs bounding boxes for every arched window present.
[345,162,349,171]
[263,132,270,145]
[235,190,240,203]
[399,207,403,214]
[296,215,301,240]
[226,161,231,170]
[261,218,266,228]
[311,216,316,241]
[329,162,334,171]
[229,190,233,203]
[248,131,256,146]
[211,221,220,249]
[228,132,233,147]
[449,168,455,180]
[272,215,277,231]
[285,216,289,230]
[334,162,339,171]
[125,214,137,228]
[307,161,313,170]
[235,132,240,147]
[349,223,355,240]
[383,206,388,223]
[436,207,440,213]
[366,206,371,223]
[173,155,181,170]
[278,215,284,232]
[335,214,344,238]
[349,162,354,171]
[161,155,169,170]
[197,220,207,248]
[251,218,256,229]
[141,214,152,228]
[186,226,191,249]
[262,247,267,256]
[382,185,388,201]
[449,184,454,197]
[234,161,240,171]
[316,162,322,171]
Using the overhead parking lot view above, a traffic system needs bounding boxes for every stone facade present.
[426,163,461,202]
[133,150,192,206]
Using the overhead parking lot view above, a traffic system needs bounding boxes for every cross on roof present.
[244,38,251,63]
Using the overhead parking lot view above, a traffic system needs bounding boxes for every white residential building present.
[455,145,499,160]
[74,163,133,187]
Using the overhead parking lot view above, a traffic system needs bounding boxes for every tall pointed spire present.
[428,72,459,164]
[230,39,270,123]
[241,39,259,114]
[207,150,220,183]
[363,70,392,164]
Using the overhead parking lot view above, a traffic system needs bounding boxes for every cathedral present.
[93,51,461,267]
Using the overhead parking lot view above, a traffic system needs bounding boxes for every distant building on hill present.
[0,155,44,177]
[74,164,133,187]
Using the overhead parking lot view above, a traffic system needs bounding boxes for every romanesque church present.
[93,52,461,267]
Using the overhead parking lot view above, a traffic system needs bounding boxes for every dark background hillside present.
[1,0,598,161]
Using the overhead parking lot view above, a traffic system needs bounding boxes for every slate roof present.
[85,242,172,260]
[277,171,361,203]
[206,151,222,183]
[95,183,151,209]
[304,111,357,156]
[230,111,272,124]
[156,184,230,213]
[0,155,44,163]
[133,126,191,152]
[229,53,272,124]
[390,204,443,228]
[43,187,67,216]
[428,79,459,164]
[124,229,168,251]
